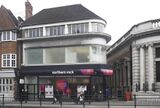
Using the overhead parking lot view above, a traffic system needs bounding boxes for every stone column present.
[140,47,145,91]
[148,44,154,91]
[132,46,140,92]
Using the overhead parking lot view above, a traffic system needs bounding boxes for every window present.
[46,25,65,36]
[68,23,89,34]
[92,22,105,32]
[24,45,106,65]
[25,27,43,38]
[156,47,160,58]
[45,48,65,64]
[25,49,43,64]
[1,31,17,41]
[0,78,14,93]
[2,54,16,67]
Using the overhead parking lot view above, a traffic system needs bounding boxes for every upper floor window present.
[46,25,65,36]
[1,31,16,41]
[68,23,89,34]
[92,22,105,32]
[25,27,43,38]
[2,54,16,68]
[156,47,160,58]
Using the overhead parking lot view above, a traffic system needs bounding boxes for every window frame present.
[2,54,16,68]
[68,23,89,34]
[1,31,17,41]
[25,27,43,38]
[0,78,14,93]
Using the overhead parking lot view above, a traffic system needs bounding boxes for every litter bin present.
[125,91,132,101]
[117,90,123,101]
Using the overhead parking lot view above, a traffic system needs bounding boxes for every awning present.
[0,70,15,77]
[101,69,113,76]
[80,69,94,75]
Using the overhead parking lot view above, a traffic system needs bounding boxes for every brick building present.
[0,5,19,98]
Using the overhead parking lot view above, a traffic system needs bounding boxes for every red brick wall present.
[0,41,17,68]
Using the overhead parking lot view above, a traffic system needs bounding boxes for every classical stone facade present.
[107,19,160,96]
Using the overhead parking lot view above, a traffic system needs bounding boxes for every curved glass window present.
[92,22,105,33]
[24,45,106,65]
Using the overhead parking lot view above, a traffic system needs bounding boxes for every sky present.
[1,0,160,45]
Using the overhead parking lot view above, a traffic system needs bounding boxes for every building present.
[19,4,112,100]
[107,19,160,97]
[0,5,19,99]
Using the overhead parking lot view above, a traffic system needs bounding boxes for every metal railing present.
[0,94,160,108]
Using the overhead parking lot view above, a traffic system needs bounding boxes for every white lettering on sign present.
[152,21,160,28]
[52,70,74,75]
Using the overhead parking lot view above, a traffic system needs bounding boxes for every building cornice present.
[107,19,160,55]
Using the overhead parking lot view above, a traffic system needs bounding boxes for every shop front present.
[20,64,113,101]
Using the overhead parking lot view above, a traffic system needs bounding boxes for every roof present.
[22,4,106,27]
[0,5,18,31]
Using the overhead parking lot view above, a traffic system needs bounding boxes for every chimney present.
[25,0,33,20]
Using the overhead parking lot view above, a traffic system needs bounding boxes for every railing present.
[0,94,160,108]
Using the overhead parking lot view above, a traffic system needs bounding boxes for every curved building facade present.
[19,4,112,100]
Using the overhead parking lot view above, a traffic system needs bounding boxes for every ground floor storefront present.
[0,70,16,99]
[19,64,113,101]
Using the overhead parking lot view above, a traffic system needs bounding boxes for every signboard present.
[101,69,113,76]
[45,85,53,98]
[19,79,24,84]
[52,70,74,75]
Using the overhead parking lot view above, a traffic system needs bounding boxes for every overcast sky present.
[1,0,160,45]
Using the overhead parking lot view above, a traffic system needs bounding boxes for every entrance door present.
[27,84,36,100]
[90,76,104,101]
[156,61,160,82]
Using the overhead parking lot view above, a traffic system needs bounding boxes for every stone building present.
[107,19,160,97]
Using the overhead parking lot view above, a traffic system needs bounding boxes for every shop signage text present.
[52,70,74,75]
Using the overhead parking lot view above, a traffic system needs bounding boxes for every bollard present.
[107,95,110,108]
[40,94,42,106]
[83,100,85,108]
[134,94,136,108]
[2,94,4,107]
[20,93,23,107]
[60,98,62,108]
